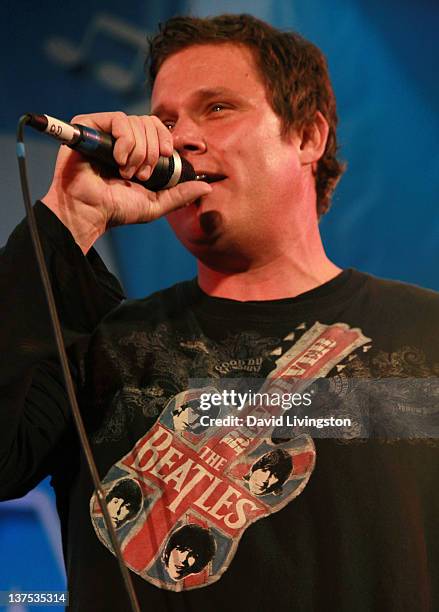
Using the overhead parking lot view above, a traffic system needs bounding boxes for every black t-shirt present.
[1,202,439,611]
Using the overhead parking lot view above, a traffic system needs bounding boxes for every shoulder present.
[97,278,197,328]
[350,271,439,360]
[358,271,439,318]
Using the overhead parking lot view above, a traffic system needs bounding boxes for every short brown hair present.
[148,14,346,216]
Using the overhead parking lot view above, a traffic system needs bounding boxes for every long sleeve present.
[0,202,124,498]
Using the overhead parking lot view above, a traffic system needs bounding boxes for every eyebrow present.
[152,87,245,117]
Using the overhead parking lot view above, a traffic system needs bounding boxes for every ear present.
[297,111,329,167]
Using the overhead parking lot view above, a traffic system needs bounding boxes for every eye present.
[210,103,226,113]
[162,120,175,131]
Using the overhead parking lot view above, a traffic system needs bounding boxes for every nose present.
[260,471,272,487]
[180,551,189,565]
[179,551,195,567]
[172,117,207,155]
[115,500,124,517]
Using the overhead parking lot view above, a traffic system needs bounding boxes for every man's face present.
[151,43,306,271]
[248,467,279,495]
[167,546,196,580]
[107,496,130,528]
[173,404,199,432]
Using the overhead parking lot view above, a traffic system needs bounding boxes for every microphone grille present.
[142,153,196,191]
[179,156,196,183]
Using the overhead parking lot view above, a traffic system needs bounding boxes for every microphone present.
[24,113,197,191]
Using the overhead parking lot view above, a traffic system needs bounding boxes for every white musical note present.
[44,13,150,93]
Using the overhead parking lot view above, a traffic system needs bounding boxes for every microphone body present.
[25,113,196,191]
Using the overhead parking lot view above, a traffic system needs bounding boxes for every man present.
[172,397,221,433]
[1,13,438,612]
[244,448,293,496]
[172,400,202,432]
[162,524,216,583]
[105,478,143,529]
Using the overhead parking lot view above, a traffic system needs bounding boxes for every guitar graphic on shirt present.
[90,322,370,591]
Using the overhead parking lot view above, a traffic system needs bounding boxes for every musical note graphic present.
[44,13,150,93]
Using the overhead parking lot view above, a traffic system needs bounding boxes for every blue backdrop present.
[1,0,438,604]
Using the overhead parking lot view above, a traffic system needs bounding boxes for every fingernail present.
[121,166,134,179]
[139,165,151,180]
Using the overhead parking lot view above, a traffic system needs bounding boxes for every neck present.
[197,230,341,301]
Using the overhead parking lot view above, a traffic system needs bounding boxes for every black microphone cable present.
[16,114,141,612]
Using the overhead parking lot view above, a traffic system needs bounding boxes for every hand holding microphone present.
[39,112,212,254]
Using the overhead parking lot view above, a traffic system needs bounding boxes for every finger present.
[122,115,147,179]
[150,115,174,158]
[147,181,212,220]
[70,112,139,169]
[136,117,159,181]
[109,112,136,168]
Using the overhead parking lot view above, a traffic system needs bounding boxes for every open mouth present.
[195,172,227,184]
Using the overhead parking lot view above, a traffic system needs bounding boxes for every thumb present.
[146,180,212,221]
